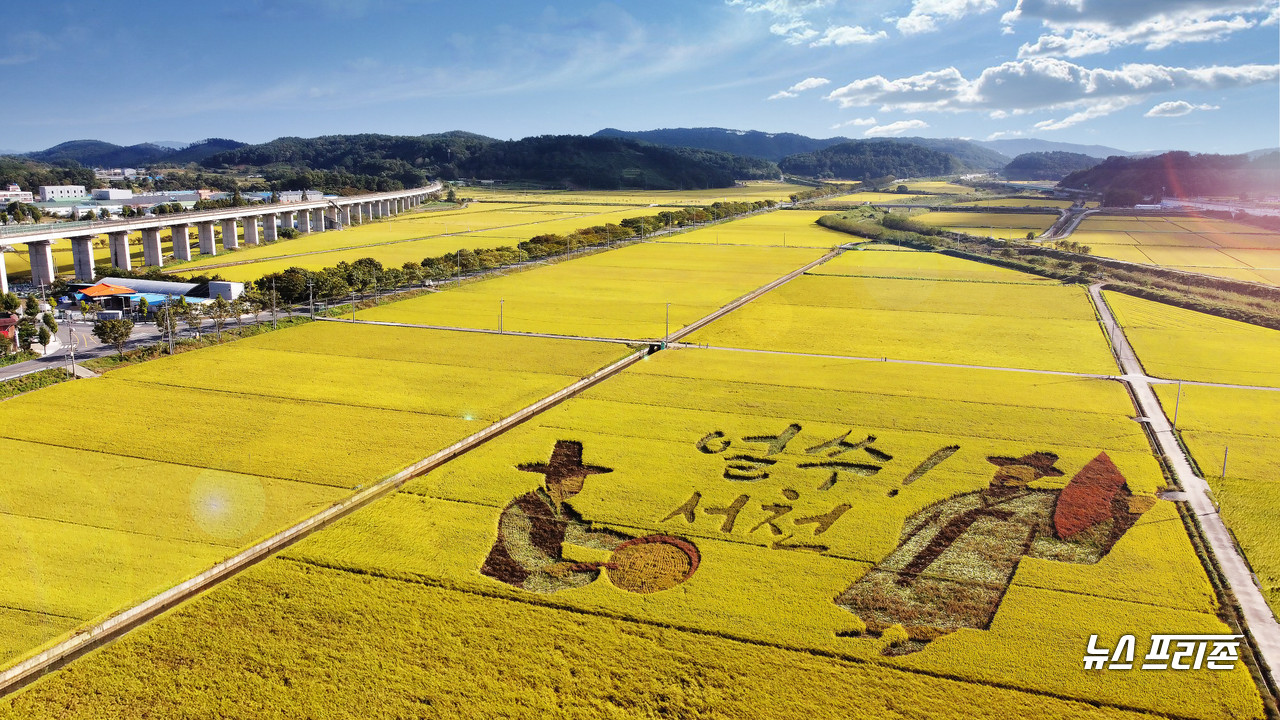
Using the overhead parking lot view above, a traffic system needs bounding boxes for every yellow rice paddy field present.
[1106,291,1280,387]
[7,346,1256,719]
[1153,383,1280,614]
[1072,215,1280,285]
[356,242,825,339]
[461,181,810,206]
[657,210,848,248]
[687,250,1115,374]
[0,321,626,669]
[912,211,1059,239]
[955,198,1074,209]
[0,234,1271,719]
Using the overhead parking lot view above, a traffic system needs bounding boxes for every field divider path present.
[0,244,843,698]
[1088,282,1280,686]
[314,317,639,346]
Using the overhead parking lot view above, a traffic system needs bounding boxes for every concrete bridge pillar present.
[0,248,8,295]
[243,216,260,245]
[262,214,278,242]
[370,202,380,220]
[198,221,217,256]
[340,205,352,226]
[296,209,310,234]
[312,208,326,232]
[221,219,239,250]
[108,231,131,271]
[27,240,55,289]
[71,235,96,282]
[172,224,192,262]
[141,228,163,266]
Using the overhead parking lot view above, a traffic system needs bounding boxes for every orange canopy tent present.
[79,282,136,298]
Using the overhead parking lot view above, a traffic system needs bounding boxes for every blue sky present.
[1,0,1276,153]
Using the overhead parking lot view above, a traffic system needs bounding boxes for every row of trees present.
[0,292,58,355]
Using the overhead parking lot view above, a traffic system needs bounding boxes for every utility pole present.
[65,316,76,379]
[351,290,357,322]
[1221,446,1229,482]
[665,302,671,343]
[166,294,175,355]
[271,277,277,329]
[499,298,504,334]
[1173,380,1182,428]
[308,279,314,319]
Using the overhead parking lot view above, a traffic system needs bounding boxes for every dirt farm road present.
[1088,283,1280,683]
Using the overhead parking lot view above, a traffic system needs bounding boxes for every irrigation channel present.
[0,246,844,696]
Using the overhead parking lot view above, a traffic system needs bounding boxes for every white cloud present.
[1002,0,1276,57]
[1144,100,1220,117]
[824,58,1279,133]
[864,119,930,137]
[823,58,1277,132]
[1033,97,1138,130]
[725,0,886,47]
[810,25,888,46]
[896,0,999,35]
[769,76,831,99]
[986,130,1025,140]
[726,0,835,44]
[830,117,878,129]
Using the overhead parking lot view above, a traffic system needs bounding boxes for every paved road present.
[0,315,271,382]
[1088,283,1280,683]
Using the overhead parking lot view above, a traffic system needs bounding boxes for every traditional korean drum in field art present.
[606,535,701,593]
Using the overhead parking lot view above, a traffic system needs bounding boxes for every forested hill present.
[778,140,959,180]
[460,135,779,189]
[1003,151,1101,181]
[201,132,496,187]
[203,133,777,190]
[25,139,245,168]
[1058,151,1280,198]
[871,136,1009,171]
[593,128,1010,170]
[593,127,847,161]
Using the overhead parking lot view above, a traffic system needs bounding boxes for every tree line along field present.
[686,248,1116,374]
[356,242,826,339]
[0,321,628,668]
[1,347,1260,719]
[1071,215,1280,286]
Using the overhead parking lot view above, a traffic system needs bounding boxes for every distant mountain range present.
[592,127,1140,173]
[17,138,247,168]
[971,138,1132,159]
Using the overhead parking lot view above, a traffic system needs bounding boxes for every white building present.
[0,183,34,204]
[38,185,89,202]
[277,190,324,203]
[92,188,133,200]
